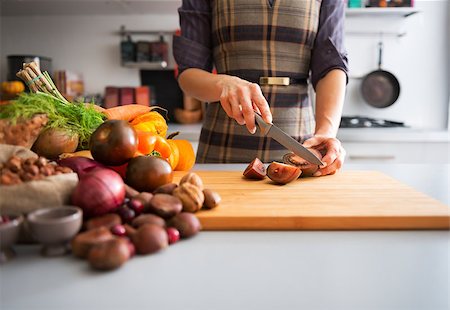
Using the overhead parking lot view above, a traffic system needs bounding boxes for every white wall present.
[344,0,449,129]
[1,0,448,130]
[0,14,179,94]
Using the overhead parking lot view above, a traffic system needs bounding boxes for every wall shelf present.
[118,27,175,37]
[346,7,420,18]
[122,61,170,70]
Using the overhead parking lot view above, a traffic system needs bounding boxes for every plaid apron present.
[197,0,321,163]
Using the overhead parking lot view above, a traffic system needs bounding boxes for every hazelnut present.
[23,157,36,166]
[23,164,39,175]
[35,157,48,168]
[5,156,22,173]
[179,172,204,190]
[0,171,22,185]
[172,183,204,213]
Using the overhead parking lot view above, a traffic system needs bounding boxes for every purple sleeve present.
[173,0,213,75]
[310,0,349,90]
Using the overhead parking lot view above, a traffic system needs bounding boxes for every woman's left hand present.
[302,135,346,177]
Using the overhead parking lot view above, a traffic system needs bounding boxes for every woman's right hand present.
[216,75,272,134]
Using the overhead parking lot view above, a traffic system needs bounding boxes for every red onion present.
[71,168,125,218]
[58,157,106,177]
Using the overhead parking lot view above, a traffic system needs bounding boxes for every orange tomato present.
[136,130,172,159]
[154,135,172,159]
[136,131,157,155]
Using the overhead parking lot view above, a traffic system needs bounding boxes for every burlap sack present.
[0,144,78,214]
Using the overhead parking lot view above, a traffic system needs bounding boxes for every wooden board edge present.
[199,215,450,231]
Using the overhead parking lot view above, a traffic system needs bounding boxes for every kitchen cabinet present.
[338,129,450,164]
[343,141,450,164]
[345,7,420,18]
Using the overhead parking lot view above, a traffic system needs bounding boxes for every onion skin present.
[58,157,106,177]
[71,168,126,218]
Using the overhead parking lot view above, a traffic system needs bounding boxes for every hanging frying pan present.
[361,41,400,108]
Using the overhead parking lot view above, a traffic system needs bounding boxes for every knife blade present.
[254,112,324,166]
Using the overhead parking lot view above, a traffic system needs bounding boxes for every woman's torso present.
[197,0,322,163]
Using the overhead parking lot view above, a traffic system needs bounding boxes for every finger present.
[314,149,344,176]
[219,94,233,119]
[302,136,323,148]
[240,96,256,134]
[321,142,340,166]
[252,102,261,115]
[315,155,343,176]
[249,83,272,123]
[228,93,245,125]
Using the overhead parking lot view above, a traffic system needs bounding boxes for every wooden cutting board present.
[173,171,449,230]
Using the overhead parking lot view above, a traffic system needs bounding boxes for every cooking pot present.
[361,42,400,108]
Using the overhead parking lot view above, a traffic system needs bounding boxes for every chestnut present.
[166,212,201,239]
[132,214,166,228]
[88,238,131,270]
[243,158,266,180]
[153,183,178,195]
[148,194,183,219]
[85,213,122,231]
[202,189,221,209]
[134,192,154,212]
[71,227,114,258]
[266,162,302,185]
[130,224,169,255]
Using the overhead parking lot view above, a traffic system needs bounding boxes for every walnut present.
[172,183,204,213]
[179,172,204,190]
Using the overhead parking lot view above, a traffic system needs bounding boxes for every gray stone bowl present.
[28,206,82,256]
[0,213,24,263]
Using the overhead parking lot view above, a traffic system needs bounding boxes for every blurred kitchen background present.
[0,0,449,163]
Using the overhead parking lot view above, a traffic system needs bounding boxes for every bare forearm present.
[314,69,347,137]
[178,68,225,102]
[177,68,272,132]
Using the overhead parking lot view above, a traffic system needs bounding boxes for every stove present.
[340,116,406,128]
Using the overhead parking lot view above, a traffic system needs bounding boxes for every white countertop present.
[338,127,450,143]
[1,163,449,310]
[168,123,450,143]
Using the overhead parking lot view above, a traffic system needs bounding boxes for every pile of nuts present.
[71,172,221,271]
[0,155,73,185]
[0,114,48,148]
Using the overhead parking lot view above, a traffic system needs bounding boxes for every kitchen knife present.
[254,112,324,166]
